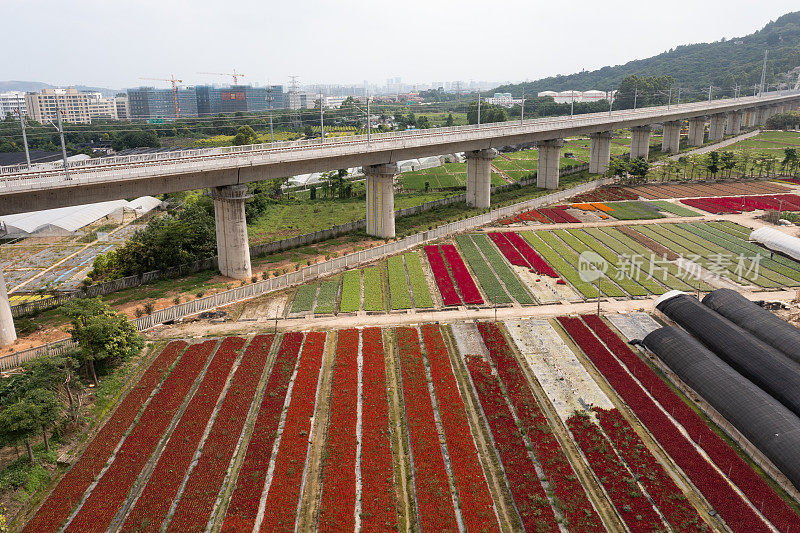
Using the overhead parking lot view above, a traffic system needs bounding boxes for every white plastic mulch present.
[505,319,614,421]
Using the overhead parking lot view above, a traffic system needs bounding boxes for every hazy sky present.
[5,0,799,89]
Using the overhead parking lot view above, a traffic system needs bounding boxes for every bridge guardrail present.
[1,91,796,185]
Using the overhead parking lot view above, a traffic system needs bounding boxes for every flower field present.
[681,193,800,214]
[24,316,799,533]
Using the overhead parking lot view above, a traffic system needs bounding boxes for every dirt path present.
[146,287,799,341]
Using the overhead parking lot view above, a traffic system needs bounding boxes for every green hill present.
[496,11,800,95]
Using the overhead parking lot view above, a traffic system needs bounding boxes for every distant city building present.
[196,84,284,115]
[25,88,93,124]
[114,95,130,120]
[484,92,523,107]
[127,86,198,120]
[538,90,614,104]
[0,91,27,119]
[87,93,118,120]
[195,85,222,115]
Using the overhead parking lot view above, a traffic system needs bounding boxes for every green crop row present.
[291,284,318,313]
[314,279,340,314]
[388,256,412,310]
[648,200,702,217]
[676,223,800,285]
[471,234,535,304]
[522,231,598,298]
[454,235,511,304]
[708,221,800,274]
[340,270,362,312]
[363,266,386,311]
[563,229,666,295]
[606,201,665,221]
[638,224,779,288]
[552,230,646,296]
[404,252,434,308]
[582,227,693,291]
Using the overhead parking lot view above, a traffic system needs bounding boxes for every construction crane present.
[140,75,183,118]
[198,69,245,85]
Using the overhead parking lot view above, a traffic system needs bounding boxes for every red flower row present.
[539,207,581,224]
[441,244,484,304]
[396,327,459,532]
[559,316,773,533]
[66,339,222,533]
[360,327,398,533]
[259,332,327,531]
[167,335,274,533]
[464,353,559,532]
[420,325,500,532]
[475,322,604,532]
[425,245,462,306]
[23,340,190,533]
[221,332,304,533]
[123,336,246,532]
[318,329,359,532]
[565,412,665,533]
[505,232,559,278]
[488,232,529,267]
[594,407,708,532]
[681,194,800,214]
[581,314,800,532]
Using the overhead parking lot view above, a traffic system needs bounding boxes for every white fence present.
[0,339,78,371]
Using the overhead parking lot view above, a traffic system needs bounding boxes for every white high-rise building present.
[0,91,27,119]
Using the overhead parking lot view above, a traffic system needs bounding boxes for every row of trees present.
[0,299,142,464]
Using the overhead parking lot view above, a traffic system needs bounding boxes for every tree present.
[706,151,720,178]
[628,157,650,183]
[0,400,41,464]
[61,298,144,386]
[445,113,454,127]
[782,147,798,173]
[24,389,60,453]
[720,151,737,178]
[232,125,259,146]
[605,158,629,182]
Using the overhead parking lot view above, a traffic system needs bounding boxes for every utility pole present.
[609,90,614,117]
[571,92,575,117]
[54,101,70,180]
[633,87,638,110]
[266,86,274,144]
[15,108,31,169]
[759,49,769,96]
[319,98,324,143]
[708,85,713,102]
[367,93,371,144]
[477,91,481,126]
[667,87,672,109]
[520,86,525,124]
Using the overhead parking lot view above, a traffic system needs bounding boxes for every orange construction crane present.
[198,69,245,85]
[140,75,183,118]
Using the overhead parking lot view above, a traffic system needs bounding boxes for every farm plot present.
[470,234,535,304]
[401,162,505,190]
[559,315,800,533]
[681,193,800,214]
[454,235,513,304]
[425,244,484,306]
[626,181,790,199]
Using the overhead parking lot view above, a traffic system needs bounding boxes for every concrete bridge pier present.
[465,148,498,208]
[630,125,652,159]
[687,117,706,146]
[536,139,563,189]
[589,132,612,174]
[661,121,681,154]
[0,268,16,348]
[212,184,252,280]
[365,163,399,238]
[756,107,769,126]
[708,114,726,141]
[726,111,742,135]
